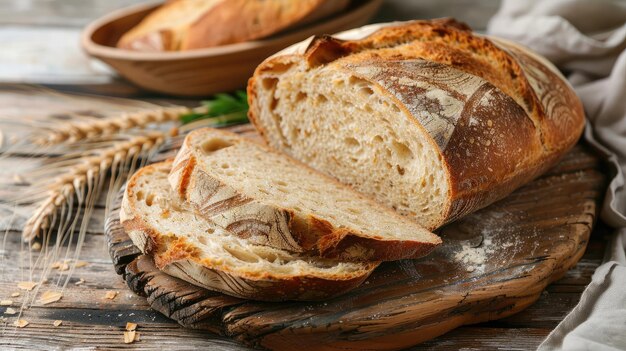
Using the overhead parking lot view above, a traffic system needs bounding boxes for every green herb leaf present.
[181,90,249,126]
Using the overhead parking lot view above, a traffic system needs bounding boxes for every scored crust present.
[120,161,378,301]
[247,18,585,229]
[168,128,441,261]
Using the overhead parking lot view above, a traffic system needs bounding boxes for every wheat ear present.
[34,106,188,145]
[22,132,165,241]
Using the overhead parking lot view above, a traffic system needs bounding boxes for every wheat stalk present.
[0,85,186,315]
[22,132,165,241]
[0,86,253,317]
[33,106,188,145]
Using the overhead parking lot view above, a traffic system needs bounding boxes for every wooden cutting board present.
[105,124,605,351]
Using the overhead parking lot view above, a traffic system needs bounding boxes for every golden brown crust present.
[246,76,267,141]
[495,41,584,154]
[248,19,585,228]
[117,29,175,51]
[317,229,441,262]
[291,212,442,262]
[176,154,195,198]
[118,0,349,51]
[163,257,377,301]
[184,0,333,49]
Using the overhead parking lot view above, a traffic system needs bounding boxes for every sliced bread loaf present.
[168,128,441,262]
[120,160,378,301]
[247,19,585,230]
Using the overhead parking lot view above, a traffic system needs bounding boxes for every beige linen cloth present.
[488,1,626,350]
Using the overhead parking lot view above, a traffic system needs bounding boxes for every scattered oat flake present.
[105,291,118,300]
[31,242,41,251]
[126,322,137,331]
[124,330,136,344]
[4,308,17,315]
[75,261,89,268]
[51,261,62,269]
[59,263,70,271]
[38,291,62,305]
[13,319,28,328]
[10,292,20,298]
[17,281,37,291]
[53,320,62,327]
[75,278,85,285]
[0,300,12,306]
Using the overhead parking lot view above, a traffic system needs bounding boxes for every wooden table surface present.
[0,1,610,350]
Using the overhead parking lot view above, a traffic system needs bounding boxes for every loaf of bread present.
[168,128,441,261]
[120,160,378,301]
[117,0,350,51]
[248,19,585,230]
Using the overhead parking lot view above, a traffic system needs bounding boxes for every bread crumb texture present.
[249,19,584,230]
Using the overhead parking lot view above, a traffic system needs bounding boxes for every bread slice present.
[247,19,585,230]
[120,160,377,301]
[168,128,441,262]
[117,0,350,51]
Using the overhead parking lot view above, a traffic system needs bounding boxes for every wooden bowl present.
[81,0,383,97]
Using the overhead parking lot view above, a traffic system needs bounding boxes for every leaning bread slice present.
[168,128,441,261]
[120,161,377,301]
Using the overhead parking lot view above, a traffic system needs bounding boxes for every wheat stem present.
[34,106,187,145]
[22,132,165,241]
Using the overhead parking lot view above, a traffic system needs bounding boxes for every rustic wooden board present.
[104,125,605,351]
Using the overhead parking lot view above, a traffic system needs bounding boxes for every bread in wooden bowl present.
[117,0,350,51]
[120,160,379,301]
[82,0,382,96]
[168,128,441,261]
[247,18,585,231]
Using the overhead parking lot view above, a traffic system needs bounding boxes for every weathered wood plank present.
[0,314,248,351]
[413,327,551,351]
[0,205,107,234]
